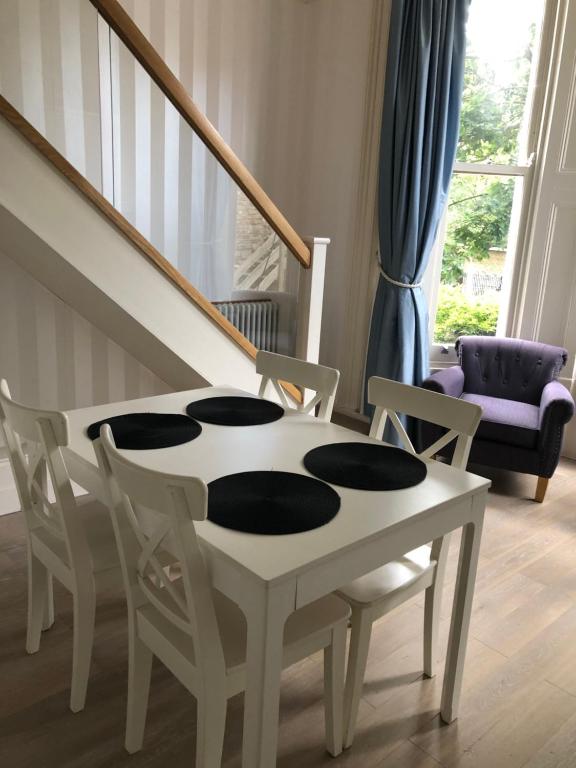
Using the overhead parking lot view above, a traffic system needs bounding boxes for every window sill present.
[429,342,458,368]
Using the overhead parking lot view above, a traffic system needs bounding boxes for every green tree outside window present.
[434,30,534,344]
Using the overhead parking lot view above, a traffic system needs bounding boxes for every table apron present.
[294,492,485,609]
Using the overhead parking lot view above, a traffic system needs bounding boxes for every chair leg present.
[324,623,347,756]
[535,476,549,503]
[26,553,51,654]
[195,693,227,768]
[423,582,442,678]
[42,573,55,631]
[343,606,373,749]
[125,632,153,754]
[69,590,96,713]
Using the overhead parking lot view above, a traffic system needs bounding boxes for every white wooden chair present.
[256,350,340,422]
[96,423,350,766]
[0,380,120,712]
[338,376,482,748]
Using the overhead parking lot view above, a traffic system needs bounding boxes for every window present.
[426,0,547,360]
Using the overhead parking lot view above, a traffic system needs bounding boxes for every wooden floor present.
[2,460,576,767]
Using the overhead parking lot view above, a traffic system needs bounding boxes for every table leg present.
[440,492,485,723]
[242,580,296,768]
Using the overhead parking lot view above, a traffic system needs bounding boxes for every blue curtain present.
[364,0,469,416]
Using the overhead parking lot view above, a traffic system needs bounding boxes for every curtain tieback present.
[379,265,422,289]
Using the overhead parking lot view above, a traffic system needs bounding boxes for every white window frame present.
[426,0,555,368]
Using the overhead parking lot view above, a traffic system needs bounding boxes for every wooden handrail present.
[90,0,311,269]
[0,95,302,403]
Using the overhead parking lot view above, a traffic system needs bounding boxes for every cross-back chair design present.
[256,350,340,422]
[0,379,119,712]
[337,376,482,748]
[97,424,350,766]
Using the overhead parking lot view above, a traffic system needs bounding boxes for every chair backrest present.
[256,351,340,421]
[456,336,567,405]
[367,376,482,469]
[0,379,92,574]
[368,376,483,571]
[96,425,227,686]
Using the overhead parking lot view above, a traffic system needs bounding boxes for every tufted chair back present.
[456,336,567,406]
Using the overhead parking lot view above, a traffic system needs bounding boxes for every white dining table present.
[62,385,490,768]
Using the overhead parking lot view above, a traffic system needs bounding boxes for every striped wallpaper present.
[0,0,380,417]
[0,250,170,413]
[0,0,281,303]
[111,0,279,301]
[0,0,103,189]
[0,0,172,422]
[0,0,272,419]
[0,0,303,424]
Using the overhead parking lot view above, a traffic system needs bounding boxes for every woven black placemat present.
[86,413,202,449]
[185,396,284,426]
[303,442,427,491]
[207,470,340,534]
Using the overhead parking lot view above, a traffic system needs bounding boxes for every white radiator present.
[213,300,279,352]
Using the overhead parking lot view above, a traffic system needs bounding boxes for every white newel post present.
[295,237,330,364]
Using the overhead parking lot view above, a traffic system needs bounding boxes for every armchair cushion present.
[461,393,539,449]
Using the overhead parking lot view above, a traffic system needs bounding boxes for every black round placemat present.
[185,396,284,426]
[303,442,427,491]
[207,471,340,534]
[86,413,202,449]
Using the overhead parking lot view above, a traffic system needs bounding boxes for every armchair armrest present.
[538,380,574,474]
[539,380,574,433]
[421,366,465,399]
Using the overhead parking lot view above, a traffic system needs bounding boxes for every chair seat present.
[337,545,435,605]
[31,494,119,573]
[138,586,350,675]
[461,392,539,449]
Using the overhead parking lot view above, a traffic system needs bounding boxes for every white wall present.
[0,114,270,398]
[0,0,384,414]
[0,0,102,188]
[254,0,383,412]
[0,249,170,412]
[119,0,385,409]
[113,0,343,305]
[112,0,262,300]
[512,0,576,457]
[0,0,173,419]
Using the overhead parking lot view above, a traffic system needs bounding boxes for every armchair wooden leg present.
[535,476,549,503]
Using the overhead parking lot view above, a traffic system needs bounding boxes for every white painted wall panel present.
[516,0,576,457]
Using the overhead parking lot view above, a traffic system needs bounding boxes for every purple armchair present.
[421,336,574,502]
